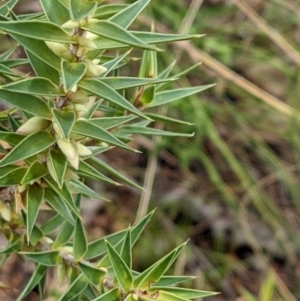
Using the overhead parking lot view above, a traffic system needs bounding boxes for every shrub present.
[0,0,215,300]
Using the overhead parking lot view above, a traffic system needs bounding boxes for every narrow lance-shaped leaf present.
[52,109,76,140]
[61,61,87,92]
[44,176,80,220]
[26,185,44,241]
[44,188,75,225]
[66,179,105,200]
[82,20,160,51]
[53,220,74,248]
[1,78,62,96]
[148,287,218,299]
[40,0,70,25]
[145,113,193,126]
[72,119,138,152]
[90,287,120,301]
[20,250,60,266]
[8,114,19,132]
[0,20,72,43]
[153,276,196,287]
[11,34,61,70]
[58,273,88,301]
[47,149,68,189]
[106,240,133,293]
[88,116,136,130]
[109,0,150,29]
[25,49,60,85]
[16,264,48,301]
[73,217,88,262]
[88,156,143,191]
[78,261,106,286]
[69,0,97,21]
[146,85,215,108]
[94,4,127,19]
[0,167,26,187]
[40,214,65,235]
[0,132,56,167]
[0,90,52,119]
[118,126,194,138]
[120,228,131,269]
[100,77,176,91]
[21,161,48,185]
[134,243,187,289]
[0,131,25,146]
[78,78,148,119]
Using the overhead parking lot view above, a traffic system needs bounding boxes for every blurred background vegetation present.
[2,0,300,300]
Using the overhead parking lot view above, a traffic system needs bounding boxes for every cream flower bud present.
[0,201,11,222]
[52,120,64,139]
[45,41,73,60]
[18,184,28,193]
[77,143,92,157]
[76,46,88,57]
[85,61,107,77]
[85,32,98,40]
[56,137,79,170]
[67,89,89,104]
[62,20,80,29]
[73,104,88,118]
[17,117,51,135]
[76,36,97,49]
[56,261,66,285]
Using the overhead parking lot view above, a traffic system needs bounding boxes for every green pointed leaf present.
[83,285,98,300]
[0,167,27,186]
[109,0,150,29]
[153,276,196,287]
[52,109,76,140]
[0,90,52,118]
[40,214,65,234]
[0,0,18,17]
[120,228,131,269]
[88,156,143,191]
[147,85,215,108]
[88,116,136,130]
[0,132,55,167]
[1,58,29,68]
[21,211,44,245]
[141,85,155,104]
[8,114,19,132]
[21,250,60,266]
[73,119,137,152]
[16,264,47,301]
[78,78,147,119]
[69,0,97,21]
[0,63,20,76]
[119,126,194,137]
[134,31,205,44]
[0,20,72,43]
[106,240,133,292]
[82,20,160,51]
[21,161,48,185]
[11,34,61,70]
[100,77,175,90]
[0,46,17,61]
[145,113,193,126]
[48,149,68,188]
[0,236,23,255]
[73,217,88,261]
[90,287,119,301]
[66,179,104,200]
[0,131,25,146]
[85,230,127,260]
[94,4,127,19]
[85,210,154,260]
[149,287,218,299]
[44,188,75,225]
[25,49,60,84]
[1,78,62,96]
[140,291,187,301]
[26,185,44,240]
[134,243,186,289]
[40,0,70,25]
[58,273,88,301]
[53,220,74,248]
[78,160,119,185]
[44,176,79,219]
[61,61,87,92]
[78,261,106,286]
